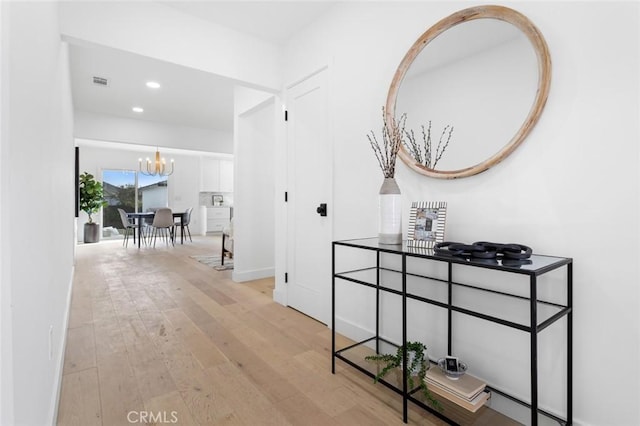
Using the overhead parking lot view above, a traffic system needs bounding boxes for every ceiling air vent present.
[92,76,109,87]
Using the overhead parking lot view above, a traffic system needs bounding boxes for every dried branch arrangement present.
[403,122,454,170]
[367,107,407,178]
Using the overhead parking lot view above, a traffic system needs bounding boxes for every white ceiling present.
[68,1,338,133]
[160,1,338,45]
[69,43,237,130]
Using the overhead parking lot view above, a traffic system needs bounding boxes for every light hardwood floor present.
[57,235,514,426]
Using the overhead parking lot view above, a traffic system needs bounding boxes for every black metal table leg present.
[567,263,573,425]
[447,262,453,355]
[402,254,408,423]
[530,275,538,426]
[376,251,380,354]
[332,242,336,375]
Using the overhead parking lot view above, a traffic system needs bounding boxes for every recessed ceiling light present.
[146,81,161,89]
[132,107,144,113]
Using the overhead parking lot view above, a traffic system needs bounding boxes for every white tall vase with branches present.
[368,108,406,244]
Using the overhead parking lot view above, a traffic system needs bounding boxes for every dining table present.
[126,211,187,248]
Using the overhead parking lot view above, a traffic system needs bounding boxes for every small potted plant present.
[365,341,442,411]
[79,172,107,243]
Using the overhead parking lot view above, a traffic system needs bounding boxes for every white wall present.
[0,3,9,423]
[0,2,75,425]
[59,1,282,92]
[283,2,639,425]
[75,110,233,154]
[233,88,277,282]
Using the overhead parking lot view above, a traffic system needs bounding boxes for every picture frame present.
[212,195,224,206]
[407,201,447,248]
[445,356,459,372]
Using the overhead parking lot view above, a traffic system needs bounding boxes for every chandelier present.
[139,148,174,177]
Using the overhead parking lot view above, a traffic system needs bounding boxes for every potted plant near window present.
[79,172,107,243]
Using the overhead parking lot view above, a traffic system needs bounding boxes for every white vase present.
[379,177,402,244]
[402,350,430,375]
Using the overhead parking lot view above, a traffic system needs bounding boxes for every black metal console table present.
[331,238,572,425]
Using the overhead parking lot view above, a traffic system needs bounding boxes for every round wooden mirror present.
[386,5,551,179]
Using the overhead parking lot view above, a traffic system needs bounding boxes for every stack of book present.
[424,366,490,413]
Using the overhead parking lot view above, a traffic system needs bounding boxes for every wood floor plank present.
[143,390,197,425]
[162,309,229,369]
[273,393,335,426]
[97,351,145,426]
[188,276,237,306]
[122,285,159,313]
[165,274,241,328]
[162,351,238,425]
[93,318,127,363]
[205,362,293,426]
[199,322,299,403]
[62,324,96,374]
[237,310,310,357]
[109,285,139,317]
[57,368,102,426]
[140,308,239,425]
[67,288,93,329]
[126,341,178,402]
[179,299,218,328]
[137,309,167,340]
[228,325,293,366]
[273,353,343,398]
[117,312,154,347]
[306,385,358,417]
[91,295,116,322]
[153,273,194,306]
[144,282,180,311]
[334,404,402,426]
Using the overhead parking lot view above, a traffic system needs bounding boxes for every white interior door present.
[286,68,331,324]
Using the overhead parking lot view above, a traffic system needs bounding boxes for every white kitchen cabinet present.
[201,157,234,192]
[219,159,234,192]
[206,207,231,233]
[201,158,221,192]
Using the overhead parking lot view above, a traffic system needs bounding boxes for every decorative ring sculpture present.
[434,241,532,261]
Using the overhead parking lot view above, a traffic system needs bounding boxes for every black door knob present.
[316,203,327,217]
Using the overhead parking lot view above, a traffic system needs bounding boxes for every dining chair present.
[151,208,175,247]
[117,208,139,247]
[143,208,158,239]
[222,218,234,265]
[175,207,193,243]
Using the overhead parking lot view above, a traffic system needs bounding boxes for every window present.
[138,174,168,213]
[101,170,168,238]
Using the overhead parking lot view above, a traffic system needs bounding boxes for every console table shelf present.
[331,238,572,425]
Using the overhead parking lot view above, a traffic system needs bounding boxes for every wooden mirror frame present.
[386,5,551,179]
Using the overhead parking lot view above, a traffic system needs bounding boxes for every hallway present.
[56,236,443,425]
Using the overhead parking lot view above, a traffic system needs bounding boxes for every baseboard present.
[49,266,75,425]
[334,316,376,345]
[272,288,286,306]
[231,266,274,283]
